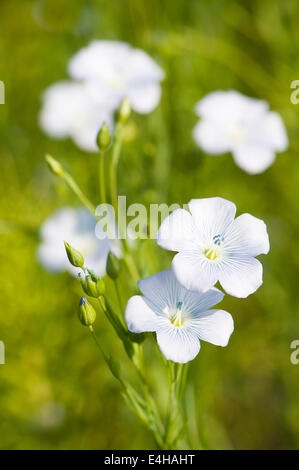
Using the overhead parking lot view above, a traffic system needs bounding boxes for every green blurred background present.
[1,0,299,449]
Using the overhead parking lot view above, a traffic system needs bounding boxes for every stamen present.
[204,248,218,260]
[171,301,183,327]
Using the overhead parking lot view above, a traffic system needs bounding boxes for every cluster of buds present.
[78,270,106,298]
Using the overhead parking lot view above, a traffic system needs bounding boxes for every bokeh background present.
[1,0,299,449]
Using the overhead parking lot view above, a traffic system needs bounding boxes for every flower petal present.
[39,81,85,138]
[182,287,224,316]
[128,82,162,114]
[233,144,276,174]
[68,40,131,81]
[125,295,163,333]
[258,111,288,152]
[193,120,231,154]
[128,49,164,82]
[172,251,219,292]
[195,90,268,123]
[37,240,68,272]
[188,309,234,347]
[137,269,182,312]
[156,208,198,252]
[219,257,263,298]
[225,213,270,257]
[156,326,201,363]
[188,197,236,241]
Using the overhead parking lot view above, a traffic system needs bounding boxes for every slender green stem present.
[89,325,162,446]
[163,362,176,448]
[89,325,125,388]
[96,296,163,444]
[163,362,189,449]
[59,165,139,284]
[114,279,123,313]
[109,134,122,212]
[62,172,95,215]
[99,151,106,204]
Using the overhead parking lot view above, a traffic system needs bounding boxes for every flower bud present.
[78,297,96,326]
[117,97,131,124]
[96,122,111,152]
[106,252,120,280]
[64,241,84,268]
[79,271,106,298]
[45,154,63,176]
[96,278,106,296]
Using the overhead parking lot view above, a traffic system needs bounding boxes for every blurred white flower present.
[37,207,120,276]
[39,81,113,152]
[157,197,270,298]
[125,269,233,363]
[68,40,164,114]
[30,402,66,431]
[193,90,288,174]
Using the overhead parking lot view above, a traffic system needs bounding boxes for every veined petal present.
[219,257,263,298]
[156,326,201,363]
[188,197,236,241]
[125,295,163,333]
[172,251,219,292]
[156,208,198,252]
[233,144,276,174]
[137,269,182,312]
[188,309,234,347]
[181,287,224,316]
[193,120,231,154]
[225,213,270,257]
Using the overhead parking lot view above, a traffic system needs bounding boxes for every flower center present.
[170,301,186,328]
[203,234,225,262]
[204,248,218,260]
[228,122,247,144]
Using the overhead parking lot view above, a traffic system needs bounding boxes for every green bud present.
[86,276,99,297]
[78,272,88,295]
[86,269,97,282]
[45,154,64,176]
[96,277,106,296]
[64,241,84,268]
[117,97,131,124]
[78,271,106,298]
[78,297,96,326]
[96,122,111,152]
[106,252,120,280]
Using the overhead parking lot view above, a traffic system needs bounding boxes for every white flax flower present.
[157,197,270,298]
[37,207,120,276]
[125,269,234,363]
[68,40,164,114]
[39,81,113,152]
[193,90,288,174]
